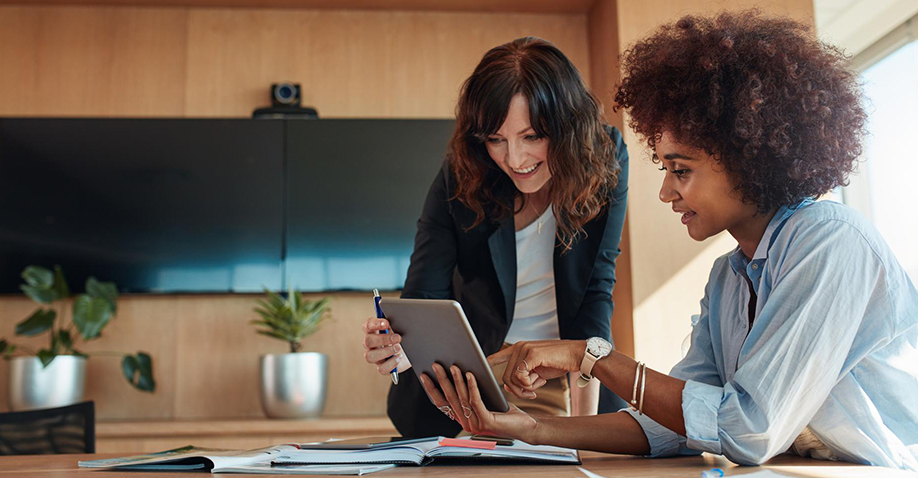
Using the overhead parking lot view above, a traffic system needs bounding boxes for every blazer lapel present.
[554,210,607,327]
[488,217,516,324]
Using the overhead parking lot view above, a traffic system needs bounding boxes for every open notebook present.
[77,445,394,475]
[274,437,581,466]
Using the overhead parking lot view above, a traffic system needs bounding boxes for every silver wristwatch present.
[577,337,612,388]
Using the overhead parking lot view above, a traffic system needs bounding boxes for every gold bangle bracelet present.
[638,362,648,415]
[630,361,642,412]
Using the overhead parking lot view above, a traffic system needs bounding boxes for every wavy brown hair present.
[614,11,867,212]
[449,37,620,250]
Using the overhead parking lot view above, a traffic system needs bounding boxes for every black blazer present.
[388,126,630,437]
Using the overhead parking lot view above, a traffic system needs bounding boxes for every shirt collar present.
[728,197,815,276]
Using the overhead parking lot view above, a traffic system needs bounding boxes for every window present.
[844,24,918,282]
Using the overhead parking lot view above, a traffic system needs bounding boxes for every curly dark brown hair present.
[614,10,867,212]
[450,37,620,250]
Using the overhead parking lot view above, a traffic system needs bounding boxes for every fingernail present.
[379,320,386,327]
[466,372,473,380]
[393,344,401,352]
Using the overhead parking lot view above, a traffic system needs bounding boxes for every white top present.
[504,204,561,344]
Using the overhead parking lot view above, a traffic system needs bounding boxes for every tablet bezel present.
[379,298,510,413]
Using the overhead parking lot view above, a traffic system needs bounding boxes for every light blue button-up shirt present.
[625,199,918,470]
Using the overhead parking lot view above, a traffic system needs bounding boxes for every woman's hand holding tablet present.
[421,366,540,440]
[423,339,589,437]
[378,298,510,415]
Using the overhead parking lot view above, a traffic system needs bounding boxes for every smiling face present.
[485,94,551,194]
[656,131,762,243]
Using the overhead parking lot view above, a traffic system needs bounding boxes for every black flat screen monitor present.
[0,119,285,293]
[284,119,453,291]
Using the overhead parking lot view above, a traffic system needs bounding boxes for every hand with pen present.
[361,317,413,377]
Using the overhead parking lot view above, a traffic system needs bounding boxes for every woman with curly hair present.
[360,37,630,438]
[427,11,918,470]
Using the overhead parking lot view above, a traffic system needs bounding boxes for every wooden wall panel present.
[0,4,603,420]
[81,296,180,420]
[587,0,634,358]
[184,9,590,118]
[0,0,595,14]
[170,292,393,419]
[0,292,398,418]
[0,6,188,117]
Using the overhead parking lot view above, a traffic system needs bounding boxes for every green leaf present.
[122,354,137,384]
[21,266,53,288]
[256,330,290,341]
[37,349,56,368]
[55,329,74,354]
[0,340,16,358]
[50,329,60,355]
[52,265,70,301]
[289,286,299,314]
[122,352,155,392]
[252,289,331,348]
[72,295,113,340]
[20,284,56,304]
[15,309,57,336]
[85,277,118,314]
[265,289,286,310]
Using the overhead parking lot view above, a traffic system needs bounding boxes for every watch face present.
[587,337,612,356]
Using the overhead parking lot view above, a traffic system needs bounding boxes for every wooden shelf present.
[97,416,396,439]
[95,417,398,453]
[0,0,595,14]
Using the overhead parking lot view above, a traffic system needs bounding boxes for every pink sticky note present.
[438,438,497,450]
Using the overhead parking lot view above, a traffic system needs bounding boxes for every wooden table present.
[2,451,915,477]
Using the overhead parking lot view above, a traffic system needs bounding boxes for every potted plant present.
[0,265,155,411]
[252,288,331,419]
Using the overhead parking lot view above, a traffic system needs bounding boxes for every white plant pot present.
[8,355,86,411]
[259,352,328,419]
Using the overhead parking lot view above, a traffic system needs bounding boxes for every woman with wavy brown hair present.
[360,36,629,438]
[430,11,918,471]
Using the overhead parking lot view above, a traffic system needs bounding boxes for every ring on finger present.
[461,404,472,418]
[516,359,530,373]
[438,405,454,420]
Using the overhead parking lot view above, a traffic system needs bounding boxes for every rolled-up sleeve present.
[623,408,695,456]
[620,268,721,457]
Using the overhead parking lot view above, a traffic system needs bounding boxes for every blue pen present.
[374,289,399,385]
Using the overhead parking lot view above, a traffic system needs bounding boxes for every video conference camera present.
[253,82,318,119]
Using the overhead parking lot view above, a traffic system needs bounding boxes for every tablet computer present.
[297,436,433,450]
[378,298,510,413]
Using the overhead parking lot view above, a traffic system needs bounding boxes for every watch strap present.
[577,348,600,388]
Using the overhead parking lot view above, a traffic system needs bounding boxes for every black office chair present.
[0,401,95,455]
